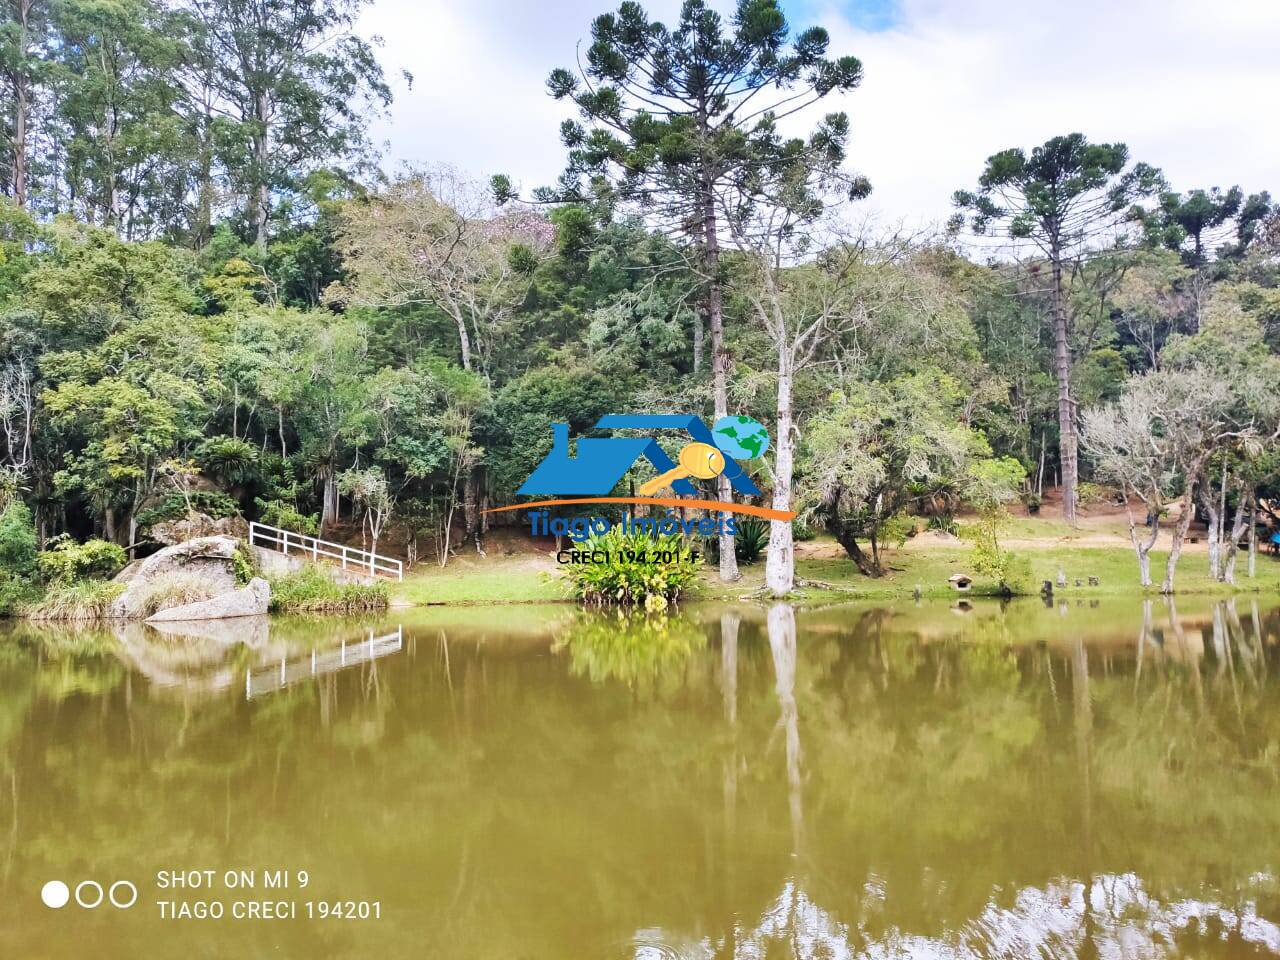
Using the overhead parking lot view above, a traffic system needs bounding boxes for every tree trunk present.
[1124,493,1158,588]
[1050,255,1077,524]
[1036,429,1046,497]
[829,521,879,577]
[1201,487,1221,580]
[8,0,35,210]
[463,469,482,554]
[12,75,28,210]
[447,309,482,551]
[1162,474,1201,594]
[1222,489,1249,585]
[319,468,339,533]
[1248,501,1257,578]
[251,92,272,253]
[765,352,795,596]
[447,305,473,372]
[692,305,704,374]
[194,108,215,249]
[702,182,738,583]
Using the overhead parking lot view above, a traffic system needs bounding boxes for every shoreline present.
[388,539,1280,607]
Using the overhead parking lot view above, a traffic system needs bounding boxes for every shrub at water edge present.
[268,565,389,613]
[560,528,701,609]
[23,581,126,621]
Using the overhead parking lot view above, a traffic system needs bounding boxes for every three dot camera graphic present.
[41,878,138,910]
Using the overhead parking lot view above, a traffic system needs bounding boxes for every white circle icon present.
[41,880,70,909]
[109,880,138,909]
[75,880,104,909]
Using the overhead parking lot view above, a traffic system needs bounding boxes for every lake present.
[1,596,1278,958]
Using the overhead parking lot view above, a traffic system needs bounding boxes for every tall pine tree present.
[545,0,864,581]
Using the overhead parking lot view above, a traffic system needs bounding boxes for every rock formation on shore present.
[110,535,269,621]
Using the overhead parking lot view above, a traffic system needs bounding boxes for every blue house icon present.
[516,416,761,496]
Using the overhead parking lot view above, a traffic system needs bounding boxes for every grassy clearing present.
[393,537,1280,606]
[704,543,1280,601]
[22,580,125,621]
[268,565,389,613]
[392,555,564,605]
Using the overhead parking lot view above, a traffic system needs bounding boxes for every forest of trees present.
[1,0,1278,595]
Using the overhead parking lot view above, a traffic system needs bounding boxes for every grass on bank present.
[391,540,1280,605]
[392,555,564,605]
[130,572,219,617]
[709,544,1280,600]
[22,579,124,621]
[268,565,389,613]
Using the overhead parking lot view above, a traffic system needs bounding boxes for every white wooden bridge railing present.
[245,626,404,699]
[248,521,404,581]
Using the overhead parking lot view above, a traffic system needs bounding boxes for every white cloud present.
[815,0,1280,232]
[358,0,1280,229]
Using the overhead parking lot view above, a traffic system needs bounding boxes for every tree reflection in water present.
[638,598,1280,960]
[0,598,1277,959]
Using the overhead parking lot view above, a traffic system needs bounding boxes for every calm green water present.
[1,597,1279,958]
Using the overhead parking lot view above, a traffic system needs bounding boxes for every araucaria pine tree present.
[545,0,864,581]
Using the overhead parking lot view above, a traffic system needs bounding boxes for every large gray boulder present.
[150,513,249,546]
[146,578,270,623]
[111,535,243,619]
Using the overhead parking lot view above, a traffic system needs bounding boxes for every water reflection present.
[0,597,1277,959]
[554,610,707,689]
[244,626,403,699]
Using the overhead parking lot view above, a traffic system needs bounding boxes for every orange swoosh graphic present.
[483,497,796,522]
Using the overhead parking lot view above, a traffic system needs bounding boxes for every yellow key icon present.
[639,442,726,495]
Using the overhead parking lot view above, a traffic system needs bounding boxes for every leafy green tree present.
[546,0,867,582]
[182,0,392,251]
[0,497,37,577]
[962,456,1030,595]
[802,370,988,576]
[330,167,550,376]
[35,533,126,581]
[0,0,50,209]
[42,377,185,545]
[51,0,190,236]
[18,219,200,344]
[1137,186,1243,266]
[1137,186,1276,266]
[195,434,258,489]
[952,133,1163,524]
[337,464,391,557]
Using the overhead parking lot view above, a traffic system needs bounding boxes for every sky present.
[355,0,1280,233]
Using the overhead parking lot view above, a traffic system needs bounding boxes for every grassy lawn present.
[393,536,1280,606]
[702,542,1280,601]
[392,555,564,605]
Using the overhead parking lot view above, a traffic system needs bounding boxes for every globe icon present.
[712,415,769,460]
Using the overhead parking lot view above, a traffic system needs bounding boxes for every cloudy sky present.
[355,0,1280,231]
